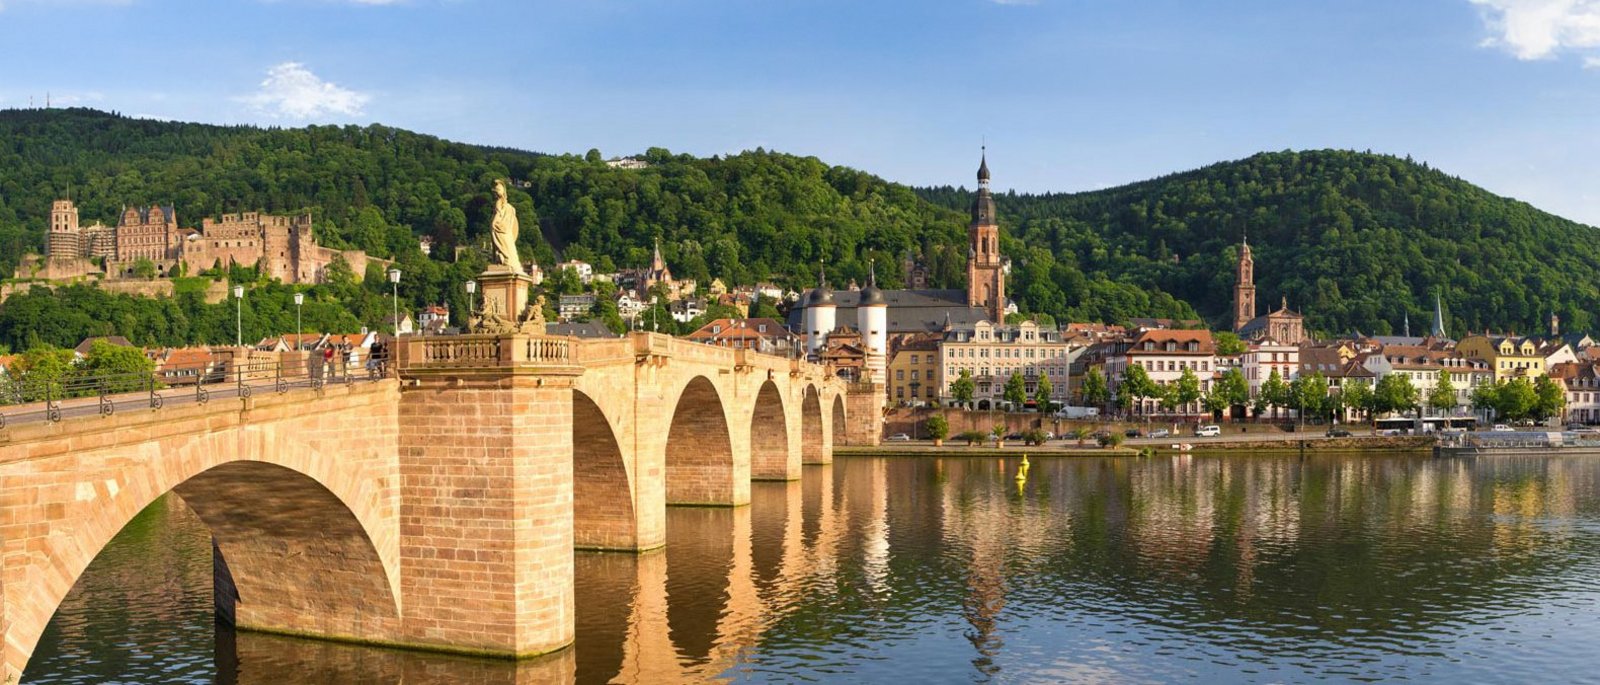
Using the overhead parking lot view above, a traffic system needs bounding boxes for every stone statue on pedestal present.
[490,179,523,275]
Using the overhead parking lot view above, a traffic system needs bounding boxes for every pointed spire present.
[1432,293,1446,338]
[867,259,877,288]
[977,146,990,186]
[1404,312,1411,339]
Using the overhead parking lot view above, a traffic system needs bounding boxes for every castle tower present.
[857,262,887,381]
[1233,235,1257,332]
[47,199,80,258]
[966,151,1005,322]
[803,266,836,360]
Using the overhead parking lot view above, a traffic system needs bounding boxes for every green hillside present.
[0,109,1594,349]
[920,149,1600,337]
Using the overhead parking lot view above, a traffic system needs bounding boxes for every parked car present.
[1125,428,1143,438]
[1090,430,1112,441]
[887,433,912,442]
[1005,432,1023,441]
[1042,431,1055,440]
[1492,424,1513,432]
[1194,425,1222,438]
[1326,428,1353,438]
[1149,428,1171,439]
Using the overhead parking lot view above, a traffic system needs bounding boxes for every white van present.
[1195,425,1222,438]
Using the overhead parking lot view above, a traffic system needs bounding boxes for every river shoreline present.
[840,435,1435,458]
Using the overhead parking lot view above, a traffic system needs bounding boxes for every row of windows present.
[945,365,1069,379]
[946,346,1068,360]
[1138,359,1211,373]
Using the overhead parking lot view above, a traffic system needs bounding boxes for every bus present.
[1372,416,1478,435]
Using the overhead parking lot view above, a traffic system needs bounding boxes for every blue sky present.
[5,0,1600,224]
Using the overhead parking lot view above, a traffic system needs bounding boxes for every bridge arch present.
[664,375,737,505]
[749,379,794,481]
[801,385,825,464]
[10,436,401,679]
[573,390,638,550]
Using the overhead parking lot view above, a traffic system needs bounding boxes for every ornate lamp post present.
[293,292,304,350]
[465,280,477,330]
[388,267,402,336]
[232,285,244,348]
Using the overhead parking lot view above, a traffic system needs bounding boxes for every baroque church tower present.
[1233,235,1257,332]
[967,151,1005,322]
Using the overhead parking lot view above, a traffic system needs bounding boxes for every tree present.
[1534,375,1567,422]
[1298,372,1330,421]
[1258,368,1290,420]
[1003,372,1028,408]
[131,258,157,280]
[8,345,76,402]
[950,369,975,406]
[1081,367,1109,408]
[1201,388,1228,416]
[1034,373,1053,411]
[1214,331,1248,356]
[1429,372,1458,415]
[1496,378,1537,422]
[1157,383,1178,412]
[1120,364,1157,416]
[1343,381,1376,425]
[1215,368,1251,415]
[1374,373,1420,418]
[1471,381,1499,418]
[78,339,158,393]
[1071,426,1092,447]
[1174,367,1202,413]
[925,414,949,442]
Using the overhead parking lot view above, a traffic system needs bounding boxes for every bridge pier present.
[396,336,582,659]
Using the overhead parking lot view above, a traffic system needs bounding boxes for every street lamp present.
[232,285,244,348]
[465,280,477,330]
[293,292,304,350]
[387,267,402,336]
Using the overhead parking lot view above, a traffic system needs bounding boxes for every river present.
[23,453,1600,683]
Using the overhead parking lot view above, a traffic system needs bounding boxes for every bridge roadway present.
[0,332,884,682]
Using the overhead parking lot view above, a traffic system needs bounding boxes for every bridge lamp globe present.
[387,268,403,336]
[232,285,245,348]
[293,292,305,350]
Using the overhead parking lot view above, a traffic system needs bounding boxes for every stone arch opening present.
[831,393,847,451]
[750,380,794,481]
[573,390,638,550]
[15,460,399,681]
[664,376,736,505]
[801,385,825,464]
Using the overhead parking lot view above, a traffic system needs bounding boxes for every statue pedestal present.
[479,265,535,324]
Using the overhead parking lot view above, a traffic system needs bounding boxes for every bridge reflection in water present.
[29,454,1600,684]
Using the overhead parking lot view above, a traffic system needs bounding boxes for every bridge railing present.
[396,334,574,371]
[0,349,393,430]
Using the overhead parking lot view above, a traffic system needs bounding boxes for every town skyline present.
[6,1,1600,224]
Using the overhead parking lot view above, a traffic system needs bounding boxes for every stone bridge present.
[0,332,883,681]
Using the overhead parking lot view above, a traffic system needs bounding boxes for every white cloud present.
[1471,0,1600,60]
[238,62,370,119]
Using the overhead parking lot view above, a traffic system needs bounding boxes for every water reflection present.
[26,454,1600,683]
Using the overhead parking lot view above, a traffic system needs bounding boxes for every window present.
[911,371,919,381]
[896,370,904,381]
[912,355,920,365]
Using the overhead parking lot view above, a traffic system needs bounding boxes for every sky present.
[5,0,1600,224]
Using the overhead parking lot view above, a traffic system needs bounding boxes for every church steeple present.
[966,148,1004,322]
[1432,294,1447,338]
[1232,233,1257,332]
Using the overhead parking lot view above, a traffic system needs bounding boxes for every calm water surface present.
[24,453,1600,683]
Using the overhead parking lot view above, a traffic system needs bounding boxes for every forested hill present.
[920,149,1600,337]
[0,107,967,298]
[1,109,1595,338]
